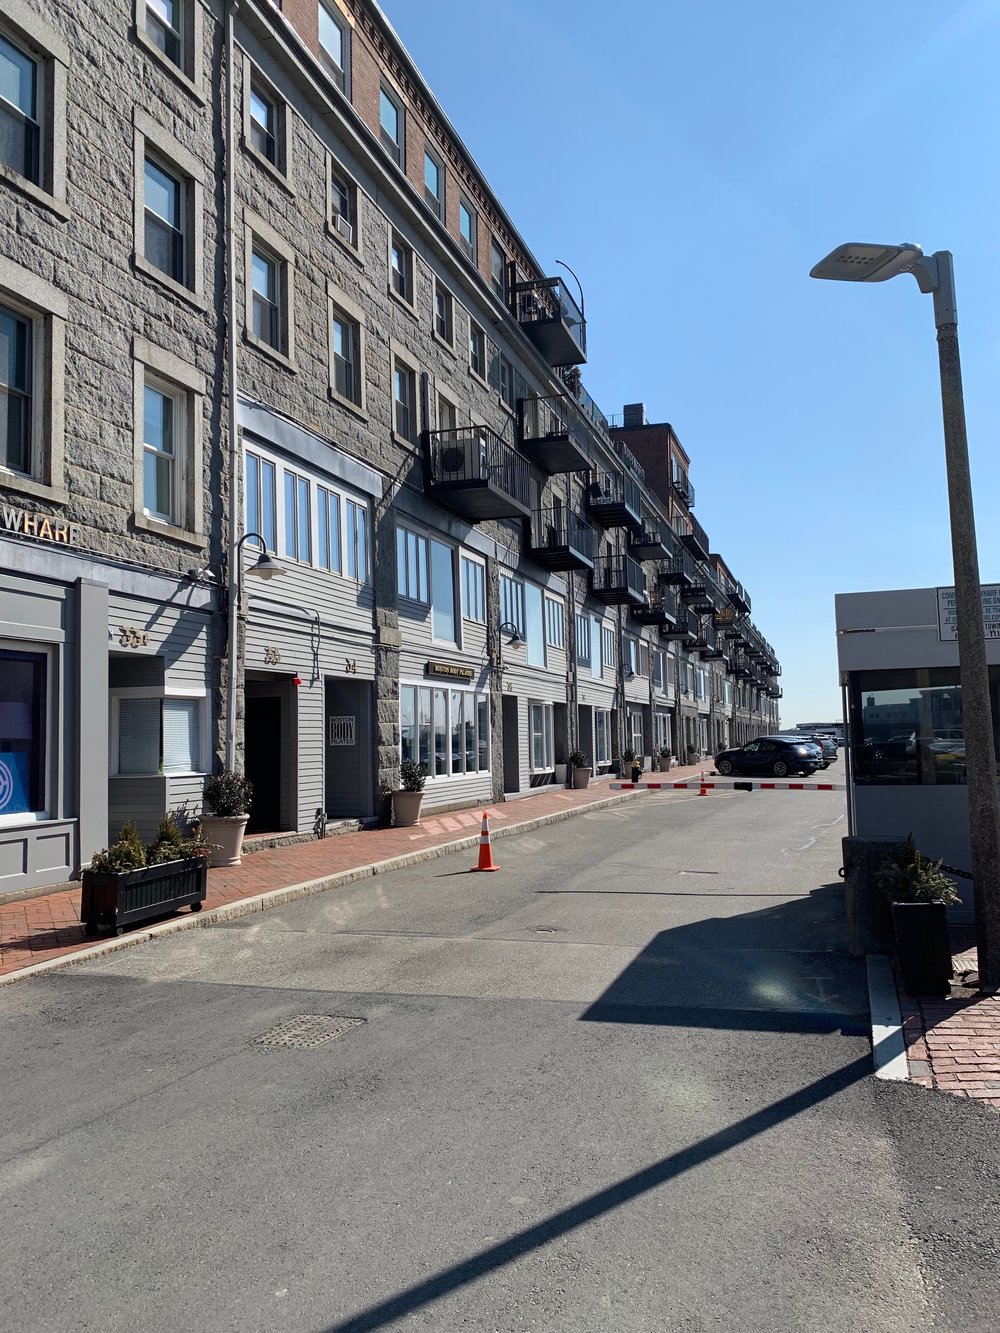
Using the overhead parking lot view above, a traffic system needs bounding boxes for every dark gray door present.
[502,693,519,794]
[325,679,372,819]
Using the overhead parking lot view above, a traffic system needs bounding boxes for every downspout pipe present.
[224,0,241,772]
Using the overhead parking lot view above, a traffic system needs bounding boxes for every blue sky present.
[380,0,1000,726]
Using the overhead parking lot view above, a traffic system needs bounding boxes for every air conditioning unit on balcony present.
[333,213,353,244]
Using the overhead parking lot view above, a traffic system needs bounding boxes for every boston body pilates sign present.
[1,504,81,546]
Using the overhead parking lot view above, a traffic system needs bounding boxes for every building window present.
[498,353,514,409]
[331,308,359,403]
[248,77,280,168]
[393,358,416,441]
[430,538,456,644]
[318,3,348,92]
[144,155,185,284]
[576,613,591,666]
[469,320,486,380]
[437,394,457,434]
[317,485,341,573]
[529,701,554,772]
[595,709,611,766]
[628,708,645,758]
[283,469,311,563]
[424,146,444,218]
[601,625,615,675]
[245,450,277,553]
[390,233,412,304]
[379,86,402,166]
[652,650,664,690]
[461,556,485,623]
[141,379,183,522]
[0,303,31,476]
[0,648,47,816]
[544,596,564,649]
[329,162,357,246]
[433,281,453,345]
[145,0,184,69]
[396,525,429,603]
[0,32,40,185]
[490,240,506,300]
[499,572,525,637]
[251,243,283,351]
[346,498,367,582]
[459,198,476,262]
[400,685,489,778]
[115,695,202,776]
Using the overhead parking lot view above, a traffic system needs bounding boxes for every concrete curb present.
[867,954,909,1081]
[0,787,649,988]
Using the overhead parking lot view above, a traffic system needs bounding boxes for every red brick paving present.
[897,927,1000,1113]
[1,767,711,981]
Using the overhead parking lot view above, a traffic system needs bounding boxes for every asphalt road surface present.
[5,787,1000,1332]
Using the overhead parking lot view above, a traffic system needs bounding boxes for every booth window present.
[0,649,46,816]
[847,666,1000,785]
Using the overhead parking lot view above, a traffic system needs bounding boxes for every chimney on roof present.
[622,402,646,428]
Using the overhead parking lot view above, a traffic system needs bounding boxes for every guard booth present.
[836,583,1000,924]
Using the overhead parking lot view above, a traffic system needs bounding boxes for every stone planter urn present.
[200,815,250,868]
[571,767,592,789]
[391,790,424,827]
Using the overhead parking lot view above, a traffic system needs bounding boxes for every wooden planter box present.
[81,858,208,936]
[891,900,953,996]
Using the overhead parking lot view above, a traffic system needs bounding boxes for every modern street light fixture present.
[224,532,287,771]
[494,620,526,674]
[811,241,1000,992]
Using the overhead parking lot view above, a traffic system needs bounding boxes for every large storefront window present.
[848,667,1000,785]
[0,649,46,816]
[400,685,489,778]
[115,696,203,775]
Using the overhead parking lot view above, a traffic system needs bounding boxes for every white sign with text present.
[936,584,1000,642]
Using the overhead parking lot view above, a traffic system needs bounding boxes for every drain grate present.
[251,1014,365,1050]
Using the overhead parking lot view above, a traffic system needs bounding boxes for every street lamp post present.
[224,532,286,772]
[493,621,526,675]
[811,242,1000,992]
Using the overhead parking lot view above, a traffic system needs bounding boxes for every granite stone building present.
[0,0,781,894]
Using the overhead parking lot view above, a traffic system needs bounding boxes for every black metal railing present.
[593,554,645,600]
[611,437,645,483]
[671,464,695,507]
[587,469,642,514]
[426,425,530,508]
[530,505,595,560]
[509,275,585,349]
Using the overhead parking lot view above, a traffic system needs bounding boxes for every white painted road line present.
[867,954,909,1081]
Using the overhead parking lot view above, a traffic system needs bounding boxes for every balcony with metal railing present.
[527,505,596,573]
[680,514,710,562]
[517,395,592,474]
[659,549,697,586]
[590,554,646,607]
[670,462,695,508]
[661,607,699,645]
[585,469,642,529]
[729,581,751,614]
[508,272,586,367]
[629,515,674,562]
[424,425,531,521]
[631,593,678,629]
[697,620,725,659]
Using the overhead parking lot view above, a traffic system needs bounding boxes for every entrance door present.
[502,694,520,794]
[245,695,282,833]
[325,678,372,819]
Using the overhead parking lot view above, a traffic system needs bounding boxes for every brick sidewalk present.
[1,765,710,982]
[898,927,1000,1113]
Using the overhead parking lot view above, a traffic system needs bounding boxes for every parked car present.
[802,734,838,766]
[714,736,821,778]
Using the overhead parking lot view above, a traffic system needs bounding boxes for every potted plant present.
[658,746,673,772]
[569,748,591,789]
[686,745,700,767]
[392,759,427,827]
[201,771,253,867]
[878,835,959,995]
[81,815,209,936]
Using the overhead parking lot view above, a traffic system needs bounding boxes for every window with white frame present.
[654,711,671,752]
[144,0,188,74]
[434,280,453,345]
[393,357,416,441]
[499,572,524,636]
[390,233,413,304]
[1,302,32,477]
[459,198,476,262]
[529,701,554,771]
[490,239,506,300]
[576,613,590,667]
[430,537,456,643]
[318,2,348,92]
[142,378,183,523]
[0,647,48,816]
[461,556,485,623]
[144,154,186,284]
[544,596,564,649]
[437,393,457,434]
[601,625,615,676]
[696,667,706,701]
[114,694,203,775]
[245,450,277,552]
[594,709,611,766]
[329,161,357,246]
[247,73,284,171]
[524,583,544,667]
[498,353,514,409]
[317,485,341,573]
[424,145,444,218]
[345,498,367,582]
[400,684,489,777]
[282,467,311,563]
[652,649,664,690]
[331,307,360,404]
[251,241,283,351]
[628,707,644,757]
[0,30,41,185]
[469,320,486,379]
[379,85,403,165]
[396,525,429,603]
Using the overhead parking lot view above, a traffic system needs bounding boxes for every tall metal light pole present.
[811,242,1000,992]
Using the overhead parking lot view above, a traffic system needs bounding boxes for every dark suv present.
[714,736,820,777]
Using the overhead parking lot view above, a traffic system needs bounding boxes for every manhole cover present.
[251,1015,365,1049]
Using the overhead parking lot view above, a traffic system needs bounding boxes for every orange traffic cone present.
[471,811,500,872]
[699,770,708,797]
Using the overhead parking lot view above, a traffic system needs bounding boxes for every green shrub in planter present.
[83,815,208,936]
[203,771,253,817]
[568,749,588,769]
[878,835,957,995]
[399,759,428,791]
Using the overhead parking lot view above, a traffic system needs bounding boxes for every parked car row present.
[714,736,824,777]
